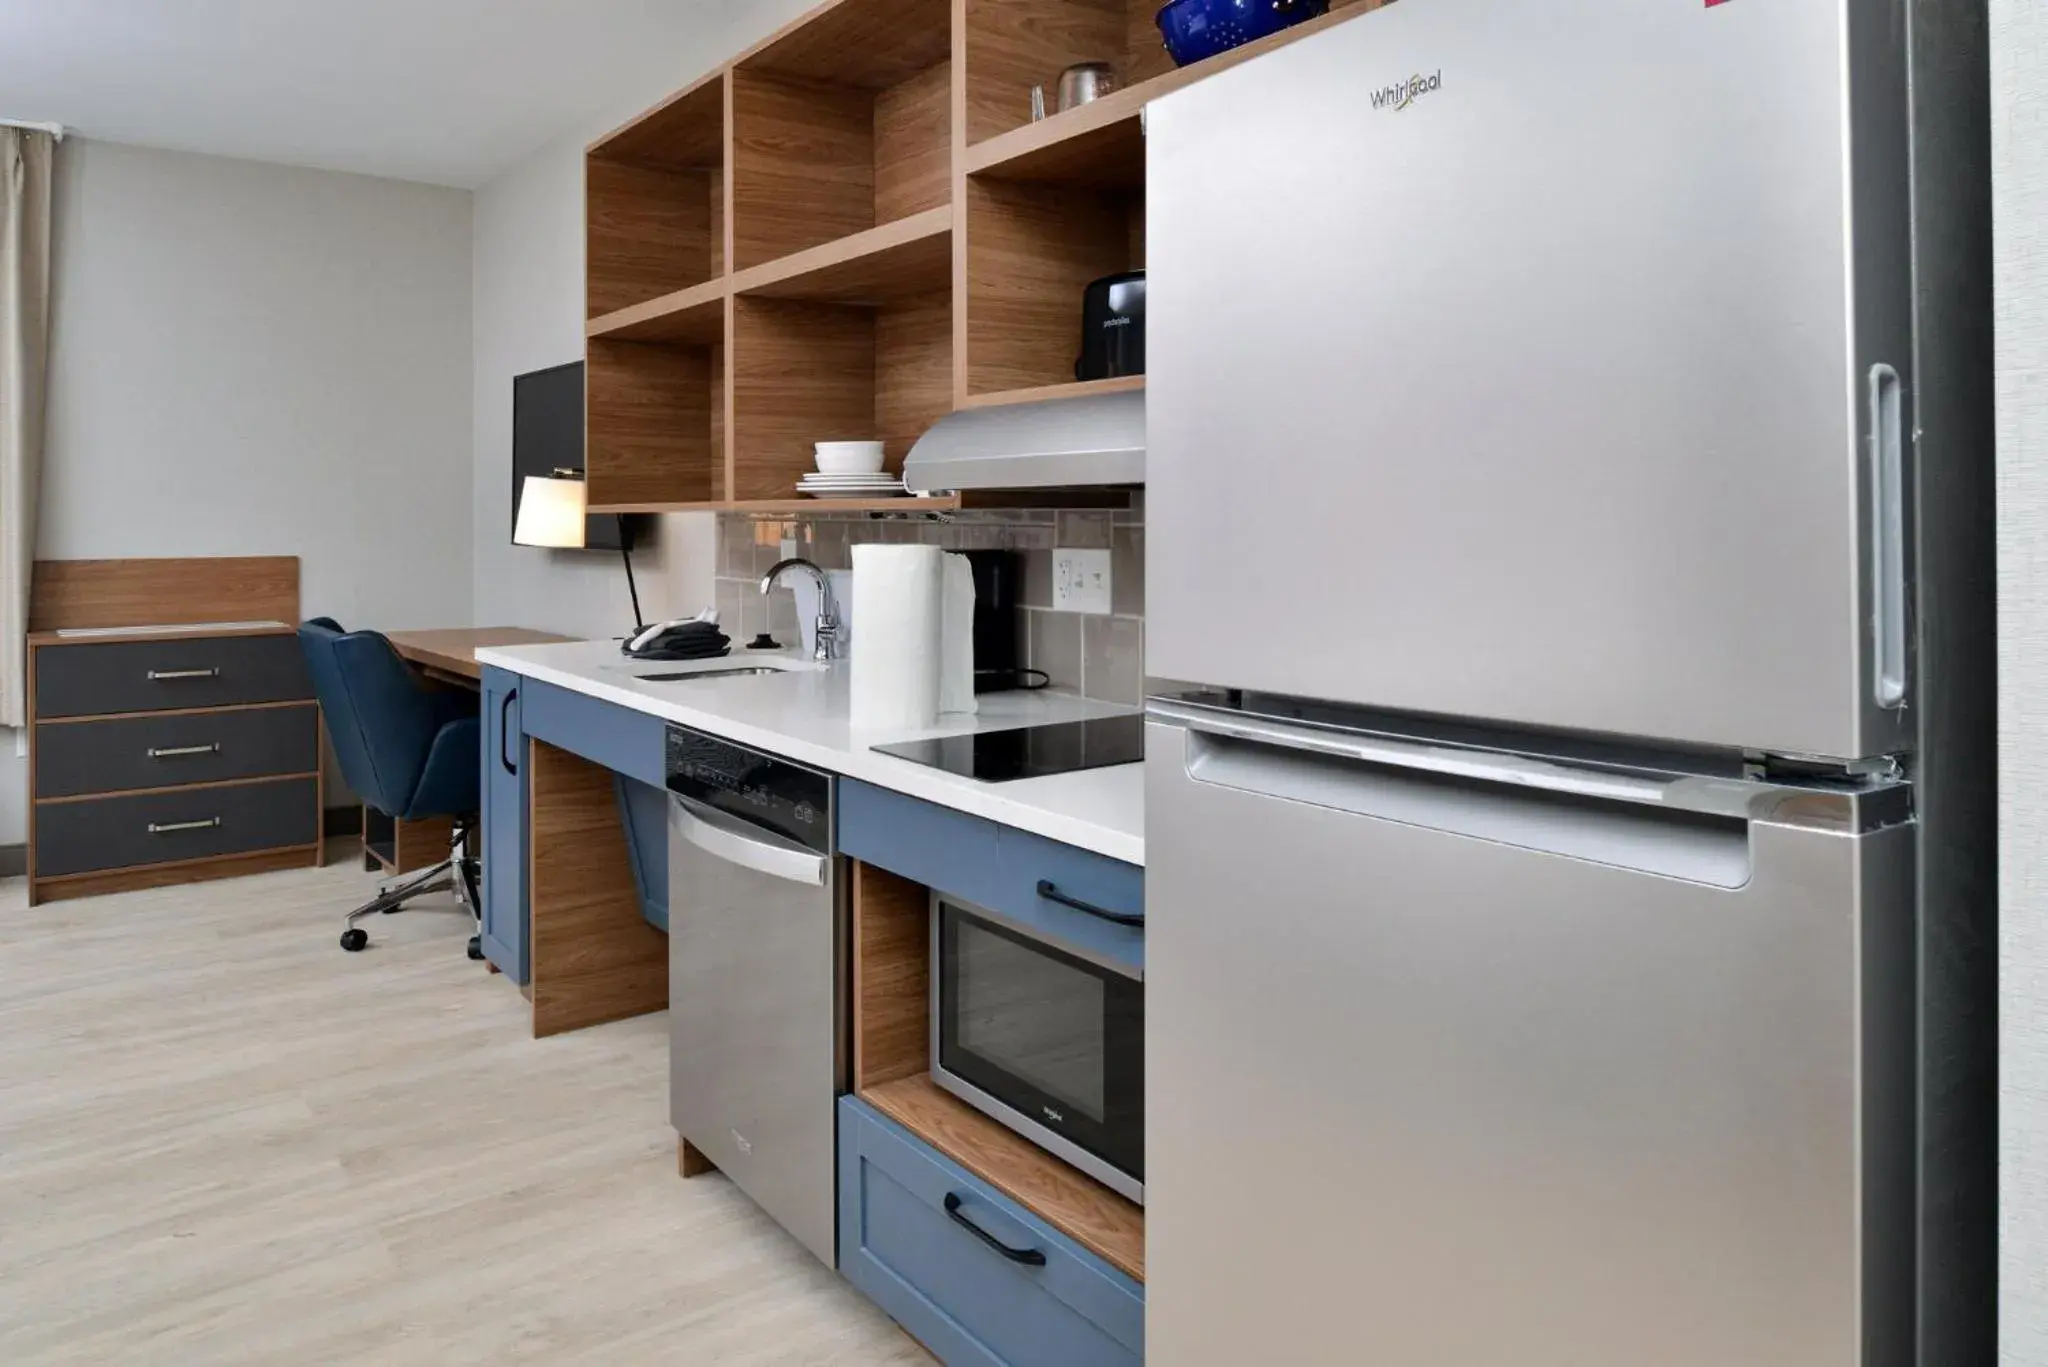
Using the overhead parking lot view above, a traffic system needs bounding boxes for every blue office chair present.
[298,618,483,958]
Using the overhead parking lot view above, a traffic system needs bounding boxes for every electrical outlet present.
[1053,548,1113,614]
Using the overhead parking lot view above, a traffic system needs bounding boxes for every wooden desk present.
[388,627,572,687]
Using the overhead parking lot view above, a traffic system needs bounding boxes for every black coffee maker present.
[963,551,1029,693]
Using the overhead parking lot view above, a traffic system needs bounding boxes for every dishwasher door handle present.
[671,796,827,886]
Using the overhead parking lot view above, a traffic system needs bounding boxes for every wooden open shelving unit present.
[850,861,1146,1282]
[584,0,1389,514]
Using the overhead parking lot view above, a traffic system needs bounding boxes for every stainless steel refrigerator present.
[1143,1,1994,1364]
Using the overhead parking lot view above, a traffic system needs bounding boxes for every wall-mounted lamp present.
[513,470,644,633]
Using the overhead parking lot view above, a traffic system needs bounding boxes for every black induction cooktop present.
[871,715,1144,782]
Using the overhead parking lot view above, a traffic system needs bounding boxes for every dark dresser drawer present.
[35,633,311,719]
[34,704,319,799]
[34,777,320,878]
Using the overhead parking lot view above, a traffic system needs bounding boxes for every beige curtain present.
[0,128,53,729]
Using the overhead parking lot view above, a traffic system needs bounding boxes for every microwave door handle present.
[1036,879,1144,926]
[670,795,826,887]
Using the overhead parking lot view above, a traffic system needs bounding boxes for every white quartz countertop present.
[474,638,1145,867]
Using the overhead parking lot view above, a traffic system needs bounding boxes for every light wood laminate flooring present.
[0,864,927,1365]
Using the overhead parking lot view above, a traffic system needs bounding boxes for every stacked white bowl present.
[798,441,905,499]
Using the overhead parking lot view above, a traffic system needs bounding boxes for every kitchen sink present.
[642,666,793,682]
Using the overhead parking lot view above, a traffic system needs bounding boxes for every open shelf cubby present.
[585,71,726,320]
[730,289,952,502]
[963,172,1143,399]
[730,0,954,275]
[586,335,725,510]
[850,861,1146,1283]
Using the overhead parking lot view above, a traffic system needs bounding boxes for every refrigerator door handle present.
[1154,701,1673,808]
[1868,362,1908,710]
[1157,707,1755,888]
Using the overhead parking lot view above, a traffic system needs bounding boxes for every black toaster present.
[1076,270,1146,382]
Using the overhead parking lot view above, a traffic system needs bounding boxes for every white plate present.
[801,487,910,500]
[797,472,902,483]
[796,480,904,490]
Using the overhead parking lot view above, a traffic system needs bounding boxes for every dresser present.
[25,557,324,906]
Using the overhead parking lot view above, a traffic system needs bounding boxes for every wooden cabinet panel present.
[874,60,953,224]
[731,69,878,272]
[586,159,716,319]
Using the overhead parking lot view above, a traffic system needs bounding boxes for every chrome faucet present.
[761,558,841,662]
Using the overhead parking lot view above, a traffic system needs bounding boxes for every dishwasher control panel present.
[665,726,833,854]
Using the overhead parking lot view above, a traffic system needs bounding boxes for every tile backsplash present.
[711,500,1146,705]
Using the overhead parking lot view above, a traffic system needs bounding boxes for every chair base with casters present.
[339,815,483,958]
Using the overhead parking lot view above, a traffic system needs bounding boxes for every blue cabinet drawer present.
[839,1097,1143,1367]
[518,678,665,787]
[840,781,1143,974]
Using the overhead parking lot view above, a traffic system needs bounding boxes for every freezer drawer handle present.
[671,795,826,887]
[943,1193,1047,1266]
[147,743,220,759]
[1868,362,1908,709]
[146,668,220,681]
[1036,879,1144,927]
[148,817,221,835]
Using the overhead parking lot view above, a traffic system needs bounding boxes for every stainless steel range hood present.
[904,390,1143,491]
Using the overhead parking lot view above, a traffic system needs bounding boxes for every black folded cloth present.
[621,620,733,661]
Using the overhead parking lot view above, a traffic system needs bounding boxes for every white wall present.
[469,0,813,636]
[1999,0,2048,1359]
[0,138,473,844]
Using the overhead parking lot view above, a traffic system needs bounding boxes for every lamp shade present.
[513,475,588,549]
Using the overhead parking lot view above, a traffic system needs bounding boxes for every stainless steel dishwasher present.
[666,724,842,1267]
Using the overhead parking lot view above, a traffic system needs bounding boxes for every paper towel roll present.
[941,553,979,716]
[851,544,943,730]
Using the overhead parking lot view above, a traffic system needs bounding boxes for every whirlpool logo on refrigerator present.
[1372,70,1442,112]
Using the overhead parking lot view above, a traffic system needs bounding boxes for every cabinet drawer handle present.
[146,668,220,681]
[147,743,220,759]
[943,1193,1047,1266]
[1036,879,1144,927]
[500,688,519,775]
[148,817,221,835]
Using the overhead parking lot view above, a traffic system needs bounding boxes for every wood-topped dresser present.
[25,557,323,906]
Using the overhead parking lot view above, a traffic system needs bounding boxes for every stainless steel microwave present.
[930,892,1143,1203]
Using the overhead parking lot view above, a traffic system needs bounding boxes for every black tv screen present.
[512,360,629,551]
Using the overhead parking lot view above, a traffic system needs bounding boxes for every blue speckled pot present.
[1155,0,1331,67]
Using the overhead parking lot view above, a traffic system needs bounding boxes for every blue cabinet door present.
[480,666,528,982]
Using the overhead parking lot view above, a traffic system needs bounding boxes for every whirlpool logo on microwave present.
[1373,70,1442,112]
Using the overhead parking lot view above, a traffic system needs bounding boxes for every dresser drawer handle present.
[943,1193,1047,1266]
[148,817,221,835]
[147,743,220,759]
[1036,879,1144,927]
[146,668,221,681]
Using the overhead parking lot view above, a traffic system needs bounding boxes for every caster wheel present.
[467,936,485,962]
[340,928,369,952]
